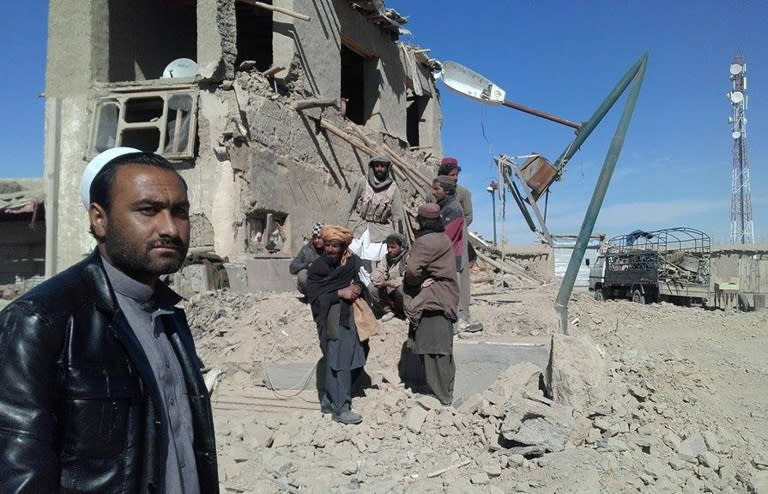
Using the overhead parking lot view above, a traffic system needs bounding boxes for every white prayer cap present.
[80,147,141,210]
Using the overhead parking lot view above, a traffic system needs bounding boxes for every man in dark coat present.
[306,225,367,425]
[0,148,218,493]
[432,176,465,271]
[437,158,482,333]
[403,204,459,406]
[289,221,325,295]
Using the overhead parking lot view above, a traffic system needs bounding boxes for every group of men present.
[290,155,482,332]
[290,154,483,424]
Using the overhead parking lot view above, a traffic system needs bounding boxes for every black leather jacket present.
[0,251,219,493]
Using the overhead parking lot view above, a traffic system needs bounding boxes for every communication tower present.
[728,55,754,244]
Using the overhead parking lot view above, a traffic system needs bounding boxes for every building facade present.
[44,0,443,275]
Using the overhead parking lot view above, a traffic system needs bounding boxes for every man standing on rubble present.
[403,203,459,406]
[0,148,218,493]
[306,225,368,425]
[345,155,406,270]
[289,222,325,295]
[437,157,482,333]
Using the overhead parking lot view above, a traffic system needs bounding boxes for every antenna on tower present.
[728,54,755,244]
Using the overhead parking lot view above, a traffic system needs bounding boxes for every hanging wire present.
[480,112,506,263]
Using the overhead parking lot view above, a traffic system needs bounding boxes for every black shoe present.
[332,409,363,425]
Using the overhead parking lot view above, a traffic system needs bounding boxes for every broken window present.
[90,87,198,160]
[107,0,197,82]
[406,94,429,148]
[235,0,273,71]
[246,210,289,255]
[340,44,376,126]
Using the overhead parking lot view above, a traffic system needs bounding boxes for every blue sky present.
[1,1,765,245]
[392,0,767,244]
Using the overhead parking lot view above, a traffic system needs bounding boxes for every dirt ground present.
[186,271,768,493]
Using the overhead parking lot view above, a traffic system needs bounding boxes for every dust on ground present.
[185,272,768,493]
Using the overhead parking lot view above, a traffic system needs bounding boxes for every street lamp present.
[487,180,499,245]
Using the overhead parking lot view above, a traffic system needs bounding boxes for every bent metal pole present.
[554,53,648,335]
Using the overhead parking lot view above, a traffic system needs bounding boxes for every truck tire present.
[632,289,646,304]
[594,289,605,302]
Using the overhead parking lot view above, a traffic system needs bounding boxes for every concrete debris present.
[176,274,768,492]
[548,333,608,411]
[405,406,428,434]
[500,393,575,455]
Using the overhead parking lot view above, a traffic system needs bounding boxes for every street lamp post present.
[487,181,498,245]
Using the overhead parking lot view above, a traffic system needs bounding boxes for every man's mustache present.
[149,237,185,250]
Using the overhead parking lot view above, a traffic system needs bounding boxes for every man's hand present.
[421,278,435,289]
[338,282,362,301]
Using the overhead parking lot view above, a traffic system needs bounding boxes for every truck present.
[589,227,711,306]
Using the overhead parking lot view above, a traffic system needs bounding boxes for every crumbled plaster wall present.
[272,0,410,141]
[44,0,443,274]
[221,68,437,258]
[273,0,341,98]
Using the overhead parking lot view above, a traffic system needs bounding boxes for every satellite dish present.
[729,91,744,104]
[732,131,742,140]
[730,63,743,75]
[441,61,506,104]
[162,58,198,79]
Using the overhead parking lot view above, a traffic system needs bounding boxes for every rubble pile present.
[185,283,768,493]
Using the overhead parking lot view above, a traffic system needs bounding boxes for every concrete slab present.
[453,342,550,402]
[263,340,551,402]
[224,263,248,293]
[245,257,295,293]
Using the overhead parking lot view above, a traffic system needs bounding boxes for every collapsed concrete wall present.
[44,0,444,277]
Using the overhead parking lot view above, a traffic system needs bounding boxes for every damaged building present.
[43,0,443,287]
[0,179,46,298]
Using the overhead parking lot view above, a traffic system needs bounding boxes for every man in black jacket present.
[288,221,325,295]
[0,148,219,493]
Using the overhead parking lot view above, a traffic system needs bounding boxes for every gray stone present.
[484,362,541,403]
[669,457,690,471]
[262,451,296,477]
[603,438,630,452]
[662,431,681,451]
[457,393,483,414]
[405,406,428,434]
[248,423,274,449]
[753,456,768,470]
[698,451,720,471]
[508,454,525,467]
[271,431,291,448]
[500,394,575,454]
[751,471,768,494]
[482,462,502,477]
[592,417,612,431]
[702,430,721,453]
[606,421,629,437]
[470,472,490,485]
[586,428,602,444]
[341,461,358,475]
[548,333,608,411]
[416,394,442,410]
[678,432,707,460]
[628,384,649,401]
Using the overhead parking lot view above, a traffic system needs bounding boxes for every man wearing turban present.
[306,225,367,424]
